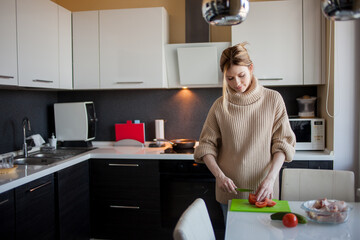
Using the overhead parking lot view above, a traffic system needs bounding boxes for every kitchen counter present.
[0,142,334,194]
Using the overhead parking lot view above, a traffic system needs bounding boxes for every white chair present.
[173,198,216,240]
[281,168,355,202]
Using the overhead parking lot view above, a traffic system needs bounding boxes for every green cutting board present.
[230,199,291,213]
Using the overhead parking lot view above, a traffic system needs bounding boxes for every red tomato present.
[248,193,257,205]
[282,213,298,228]
[255,201,267,208]
[266,198,277,207]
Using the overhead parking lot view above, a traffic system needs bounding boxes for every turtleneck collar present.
[227,77,263,106]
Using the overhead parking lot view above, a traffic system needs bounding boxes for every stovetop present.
[162,147,194,154]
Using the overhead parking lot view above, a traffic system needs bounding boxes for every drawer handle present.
[114,81,144,84]
[32,79,54,83]
[29,181,52,192]
[0,75,14,79]
[0,199,9,205]
[108,163,139,167]
[110,205,140,209]
[258,78,283,81]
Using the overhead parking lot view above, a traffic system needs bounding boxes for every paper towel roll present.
[155,119,165,139]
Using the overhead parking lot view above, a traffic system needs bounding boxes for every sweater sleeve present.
[194,101,222,163]
[271,94,296,162]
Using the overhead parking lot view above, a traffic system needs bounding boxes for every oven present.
[159,159,225,237]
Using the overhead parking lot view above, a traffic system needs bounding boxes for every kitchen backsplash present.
[0,86,316,154]
[0,89,57,154]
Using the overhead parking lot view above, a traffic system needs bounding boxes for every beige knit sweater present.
[194,79,296,204]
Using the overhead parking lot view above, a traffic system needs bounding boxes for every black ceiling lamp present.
[202,0,250,26]
[321,0,360,20]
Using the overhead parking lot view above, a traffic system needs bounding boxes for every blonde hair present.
[220,42,253,112]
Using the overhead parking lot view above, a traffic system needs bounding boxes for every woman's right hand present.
[216,174,238,195]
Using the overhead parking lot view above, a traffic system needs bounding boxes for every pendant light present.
[202,0,250,26]
[321,0,360,20]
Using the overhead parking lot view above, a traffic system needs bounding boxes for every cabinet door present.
[308,160,333,169]
[0,190,15,239]
[303,0,324,85]
[17,0,59,88]
[72,11,100,89]
[231,0,303,86]
[58,5,73,89]
[15,174,56,240]
[56,161,90,240]
[0,0,18,86]
[90,159,162,239]
[99,7,168,89]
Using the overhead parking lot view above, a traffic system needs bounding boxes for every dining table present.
[225,200,360,240]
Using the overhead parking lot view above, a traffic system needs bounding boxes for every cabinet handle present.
[32,79,54,83]
[110,205,140,209]
[29,181,52,192]
[114,81,144,84]
[0,199,9,205]
[108,163,139,167]
[0,75,14,79]
[258,78,283,81]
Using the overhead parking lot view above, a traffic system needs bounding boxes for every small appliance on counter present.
[296,95,317,118]
[289,118,325,150]
[54,101,97,148]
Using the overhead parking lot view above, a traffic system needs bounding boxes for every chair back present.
[281,168,355,202]
[173,198,216,240]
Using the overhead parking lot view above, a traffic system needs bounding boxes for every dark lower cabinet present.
[0,190,15,240]
[56,161,90,240]
[15,174,56,240]
[90,159,162,239]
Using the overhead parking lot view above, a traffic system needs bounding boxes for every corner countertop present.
[0,142,334,194]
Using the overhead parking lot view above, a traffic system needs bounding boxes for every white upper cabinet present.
[303,0,324,85]
[232,0,303,86]
[72,11,100,89]
[17,0,59,88]
[0,0,18,86]
[99,7,168,89]
[58,5,73,89]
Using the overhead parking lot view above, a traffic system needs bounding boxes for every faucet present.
[22,117,31,157]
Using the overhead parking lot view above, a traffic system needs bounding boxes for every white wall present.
[333,20,360,195]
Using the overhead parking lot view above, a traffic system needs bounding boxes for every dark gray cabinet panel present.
[56,161,90,240]
[90,159,161,239]
[0,190,15,239]
[15,174,56,240]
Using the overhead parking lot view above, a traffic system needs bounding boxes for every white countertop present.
[225,200,360,239]
[0,142,334,194]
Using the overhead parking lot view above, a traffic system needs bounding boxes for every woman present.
[194,43,296,221]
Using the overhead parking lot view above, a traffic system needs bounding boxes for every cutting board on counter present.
[115,120,145,144]
[230,199,291,213]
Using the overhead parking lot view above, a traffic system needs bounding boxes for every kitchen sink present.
[14,148,93,165]
[14,157,60,165]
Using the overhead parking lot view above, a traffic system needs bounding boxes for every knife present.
[236,188,254,192]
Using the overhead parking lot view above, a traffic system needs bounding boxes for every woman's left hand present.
[255,177,275,202]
